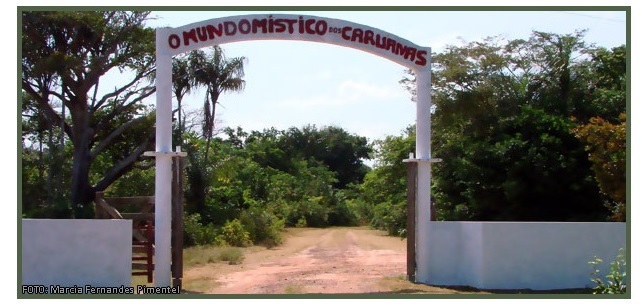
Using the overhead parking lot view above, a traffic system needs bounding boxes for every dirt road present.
[182,227,482,294]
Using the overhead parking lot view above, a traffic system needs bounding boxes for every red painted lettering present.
[405,47,416,60]
[299,16,305,33]
[341,27,352,40]
[415,50,428,66]
[375,34,386,49]
[394,43,406,56]
[168,34,180,49]
[224,21,237,35]
[363,30,375,46]
[196,26,208,41]
[182,28,198,46]
[386,38,396,52]
[274,19,287,33]
[305,19,316,34]
[252,19,267,33]
[283,19,297,34]
[351,28,364,43]
[315,20,327,35]
[238,19,251,34]
[206,24,223,39]
[268,16,275,32]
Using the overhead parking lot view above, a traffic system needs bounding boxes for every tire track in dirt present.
[186,227,406,294]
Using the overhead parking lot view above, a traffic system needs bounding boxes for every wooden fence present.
[94,157,184,287]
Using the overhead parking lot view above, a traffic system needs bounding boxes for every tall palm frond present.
[188,46,246,161]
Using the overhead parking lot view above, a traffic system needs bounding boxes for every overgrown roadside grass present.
[129,246,236,294]
[184,245,246,266]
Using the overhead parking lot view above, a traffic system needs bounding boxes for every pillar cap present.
[402,158,442,163]
[144,151,187,157]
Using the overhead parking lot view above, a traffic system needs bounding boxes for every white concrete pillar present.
[153,28,173,287]
[414,63,432,283]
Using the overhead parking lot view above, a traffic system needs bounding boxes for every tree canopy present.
[22,11,156,217]
[397,31,626,223]
[21,16,626,245]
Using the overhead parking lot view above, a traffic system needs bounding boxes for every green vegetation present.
[401,31,626,223]
[574,114,627,221]
[283,285,305,294]
[217,247,245,265]
[177,124,371,246]
[183,245,246,266]
[22,11,156,216]
[589,248,627,294]
[22,10,626,250]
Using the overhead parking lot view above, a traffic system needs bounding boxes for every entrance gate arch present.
[147,14,436,287]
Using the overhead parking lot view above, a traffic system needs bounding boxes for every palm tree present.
[183,46,246,214]
[172,55,193,147]
[188,46,246,161]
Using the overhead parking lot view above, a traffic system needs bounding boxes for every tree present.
[21,11,156,216]
[576,45,626,123]
[573,114,627,221]
[524,30,591,117]
[280,125,372,189]
[179,46,246,214]
[236,125,372,189]
[188,46,246,162]
[21,93,74,217]
[357,126,415,235]
[172,55,194,147]
[398,31,621,222]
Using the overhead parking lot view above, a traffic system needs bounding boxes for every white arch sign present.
[149,14,435,287]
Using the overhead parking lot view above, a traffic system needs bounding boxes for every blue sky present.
[141,9,627,143]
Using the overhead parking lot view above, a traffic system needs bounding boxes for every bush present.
[239,206,284,248]
[295,216,307,228]
[218,219,252,247]
[342,198,372,226]
[370,201,406,237]
[327,198,359,226]
[287,196,329,227]
[589,248,627,294]
[183,213,218,246]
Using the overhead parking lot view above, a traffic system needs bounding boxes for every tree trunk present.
[38,134,44,190]
[69,102,96,217]
[203,92,219,163]
[70,133,95,214]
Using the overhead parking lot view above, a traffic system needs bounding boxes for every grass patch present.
[184,245,219,266]
[184,245,245,266]
[182,276,219,294]
[283,285,305,294]
[218,247,244,264]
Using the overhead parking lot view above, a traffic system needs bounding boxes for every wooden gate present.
[95,193,155,282]
[94,156,185,286]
